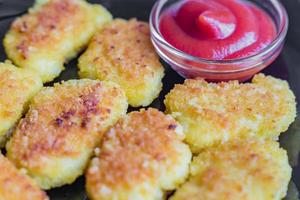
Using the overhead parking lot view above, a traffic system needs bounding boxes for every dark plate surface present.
[0,0,299,199]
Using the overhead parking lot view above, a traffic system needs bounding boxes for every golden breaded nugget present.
[165,74,297,153]
[0,61,42,147]
[6,79,128,189]
[4,0,112,82]
[171,140,292,200]
[86,108,191,200]
[78,19,164,107]
[0,154,48,200]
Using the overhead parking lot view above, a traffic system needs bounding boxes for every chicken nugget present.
[86,108,191,200]
[0,61,42,147]
[171,139,292,200]
[4,0,112,83]
[0,154,48,200]
[164,74,297,153]
[78,19,164,107]
[6,79,128,189]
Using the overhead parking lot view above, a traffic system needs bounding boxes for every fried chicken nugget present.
[171,139,292,200]
[78,19,164,107]
[86,108,191,200]
[0,61,42,147]
[4,0,112,83]
[165,74,297,153]
[0,154,48,200]
[6,79,128,189]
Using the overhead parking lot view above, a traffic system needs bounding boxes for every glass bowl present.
[149,0,289,81]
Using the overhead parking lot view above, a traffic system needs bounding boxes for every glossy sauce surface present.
[159,0,277,60]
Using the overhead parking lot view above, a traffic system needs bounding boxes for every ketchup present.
[159,0,277,60]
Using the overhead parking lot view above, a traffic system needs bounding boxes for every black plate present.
[0,0,299,199]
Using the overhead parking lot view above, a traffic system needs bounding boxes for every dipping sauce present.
[159,0,277,60]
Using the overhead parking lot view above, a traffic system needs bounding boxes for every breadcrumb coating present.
[164,74,297,153]
[0,154,48,200]
[171,139,292,200]
[0,61,42,147]
[4,0,112,82]
[78,19,164,107]
[86,108,191,200]
[6,79,128,189]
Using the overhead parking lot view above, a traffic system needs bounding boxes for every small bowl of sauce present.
[150,0,288,81]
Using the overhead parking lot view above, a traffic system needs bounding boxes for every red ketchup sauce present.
[159,0,277,60]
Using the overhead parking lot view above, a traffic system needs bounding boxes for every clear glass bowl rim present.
[149,0,289,68]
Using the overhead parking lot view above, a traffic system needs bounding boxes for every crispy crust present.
[0,61,42,147]
[164,74,297,153]
[0,154,48,200]
[4,0,112,82]
[11,0,80,58]
[171,140,292,200]
[6,79,128,189]
[78,19,164,107]
[86,108,191,200]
